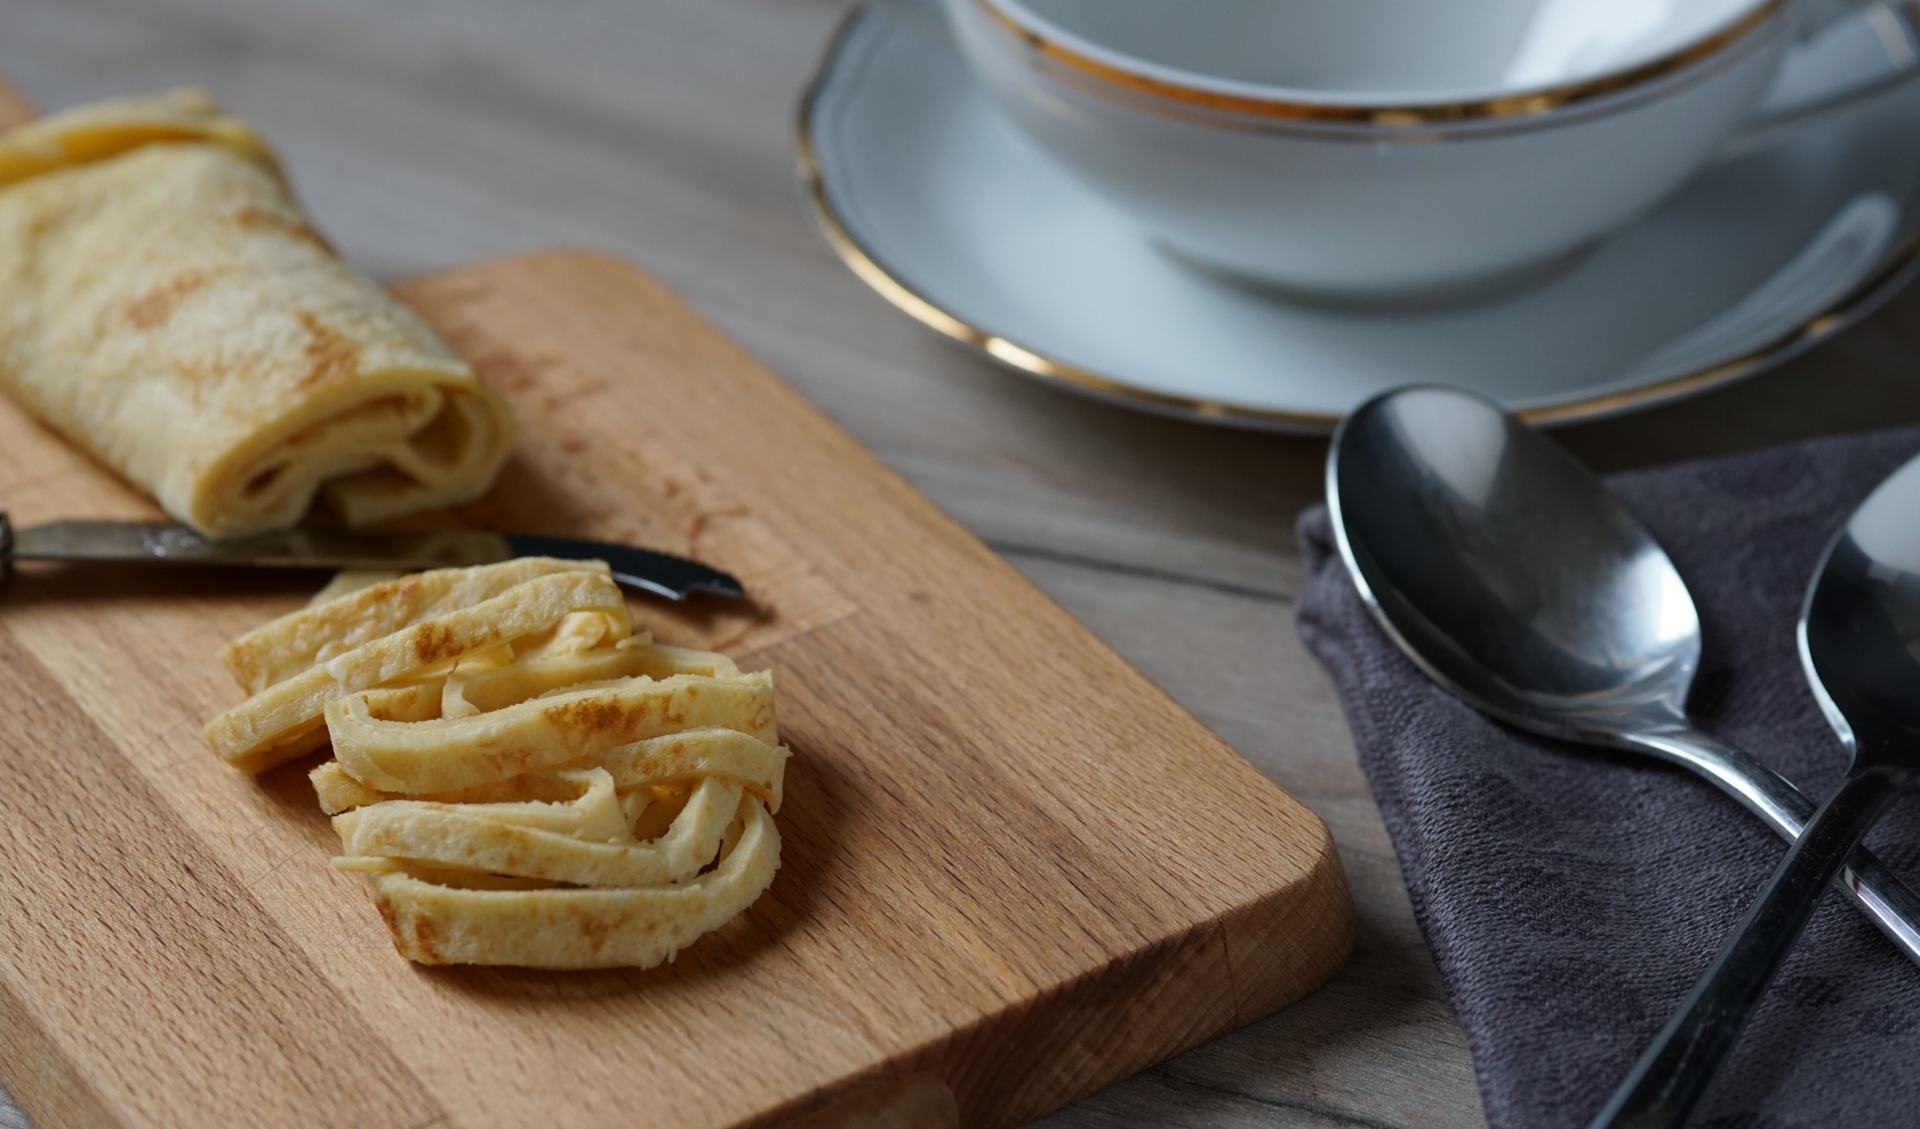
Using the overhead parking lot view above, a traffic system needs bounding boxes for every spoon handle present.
[1587,767,1905,1129]
[1627,728,1920,965]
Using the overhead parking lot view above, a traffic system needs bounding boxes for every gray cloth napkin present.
[1296,425,1920,1129]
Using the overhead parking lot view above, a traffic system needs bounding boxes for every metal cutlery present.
[1326,385,1920,973]
[0,513,748,602]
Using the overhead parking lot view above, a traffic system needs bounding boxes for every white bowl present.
[946,0,1800,299]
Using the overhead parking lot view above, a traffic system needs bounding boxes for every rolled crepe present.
[0,89,513,538]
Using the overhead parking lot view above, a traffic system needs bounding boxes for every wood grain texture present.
[0,630,443,1129]
[0,246,1353,1129]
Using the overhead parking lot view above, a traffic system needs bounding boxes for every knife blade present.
[0,512,747,602]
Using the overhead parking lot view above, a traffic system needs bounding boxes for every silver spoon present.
[1586,448,1920,1128]
[1325,385,1920,972]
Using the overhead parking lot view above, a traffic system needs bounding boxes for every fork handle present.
[1587,766,1905,1129]
[1626,727,1920,966]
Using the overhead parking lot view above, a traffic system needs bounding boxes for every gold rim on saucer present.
[797,5,1920,434]
[974,0,1791,128]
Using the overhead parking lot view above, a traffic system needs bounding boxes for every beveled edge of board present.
[757,819,1354,1129]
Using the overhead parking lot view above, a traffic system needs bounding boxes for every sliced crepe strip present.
[327,671,778,794]
[0,89,514,538]
[359,684,446,724]
[508,610,626,662]
[394,767,633,840]
[311,758,602,816]
[335,772,744,888]
[442,634,740,717]
[349,794,780,969]
[206,568,629,771]
[253,719,331,766]
[599,727,786,812]
[222,557,608,695]
[312,727,787,815]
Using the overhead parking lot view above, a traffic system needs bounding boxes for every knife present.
[0,513,747,602]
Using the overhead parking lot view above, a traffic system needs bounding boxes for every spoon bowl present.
[1330,384,1701,738]
[1802,455,1920,753]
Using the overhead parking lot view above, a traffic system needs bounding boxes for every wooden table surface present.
[3,2,1918,1127]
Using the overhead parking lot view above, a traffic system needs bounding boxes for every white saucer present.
[799,1,1920,433]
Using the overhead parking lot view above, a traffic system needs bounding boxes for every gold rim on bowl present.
[973,0,1792,128]
[797,4,1920,434]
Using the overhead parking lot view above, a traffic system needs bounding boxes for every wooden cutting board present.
[0,81,1350,1129]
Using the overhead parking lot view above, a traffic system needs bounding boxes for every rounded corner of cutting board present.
[1229,816,1357,1021]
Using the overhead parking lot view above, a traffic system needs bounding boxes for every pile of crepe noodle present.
[0,88,513,538]
[204,557,787,969]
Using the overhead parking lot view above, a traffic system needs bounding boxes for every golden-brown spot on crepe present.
[385,574,427,605]
[295,309,363,391]
[580,913,615,954]
[411,912,444,963]
[546,696,634,735]
[231,204,332,253]
[411,621,467,665]
[125,269,208,330]
[375,892,399,934]
[365,684,438,722]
